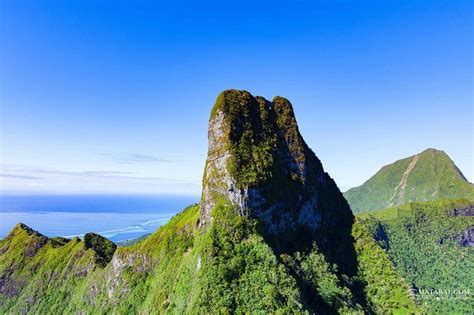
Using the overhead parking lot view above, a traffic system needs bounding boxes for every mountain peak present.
[421,147,443,153]
[13,222,35,233]
[0,90,420,314]
[201,89,354,258]
[345,149,474,213]
[8,223,43,238]
[419,147,450,157]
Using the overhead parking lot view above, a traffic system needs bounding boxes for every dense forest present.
[358,199,474,313]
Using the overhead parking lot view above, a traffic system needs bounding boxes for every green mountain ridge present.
[344,148,474,213]
[357,199,474,313]
[0,90,418,313]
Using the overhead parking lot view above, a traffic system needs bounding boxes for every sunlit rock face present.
[199,89,354,255]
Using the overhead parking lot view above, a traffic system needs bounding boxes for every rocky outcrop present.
[199,90,354,263]
[450,205,474,217]
[459,227,474,247]
[438,226,474,247]
[24,236,48,257]
[0,270,27,298]
[104,250,153,300]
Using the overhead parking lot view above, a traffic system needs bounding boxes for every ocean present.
[0,194,199,243]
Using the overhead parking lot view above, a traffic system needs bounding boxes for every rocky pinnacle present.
[199,90,354,259]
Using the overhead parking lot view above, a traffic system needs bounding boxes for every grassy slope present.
[0,201,419,314]
[345,149,474,213]
[0,205,200,314]
[0,225,103,313]
[357,199,474,313]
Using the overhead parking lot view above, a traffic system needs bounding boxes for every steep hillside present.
[345,148,474,213]
[0,90,418,313]
[0,223,117,312]
[358,199,474,313]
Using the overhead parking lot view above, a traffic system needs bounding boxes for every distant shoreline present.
[0,194,198,242]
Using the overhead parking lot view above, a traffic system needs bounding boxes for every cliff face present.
[200,90,354,258]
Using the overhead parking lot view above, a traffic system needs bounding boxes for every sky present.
[0,0,472,195]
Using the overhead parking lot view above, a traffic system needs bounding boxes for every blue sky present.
[0,0,472,194]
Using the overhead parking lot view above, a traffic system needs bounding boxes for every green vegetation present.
[0,223,98,313]
[0,201,420,314]
[197,199,418,313]
[352,220,419,314]
[0,90,421,313]
[358,199,474,313]
[345,148,474,213]
[0,205,202,314]
[197,199,303,313]
[83,233,116,267]
[206,90,355,265]
[210,90,278,188]
[209,90,315,189]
